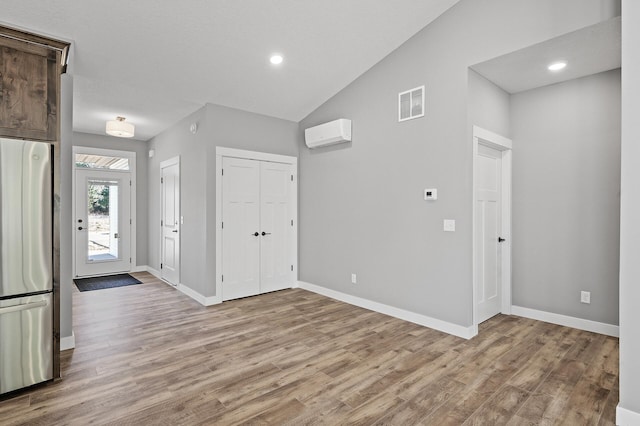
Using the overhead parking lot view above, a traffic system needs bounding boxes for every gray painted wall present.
[72,132,149,267]
[468,69,510,138]
[148,107,208,294]
[203,104,299,295]
[511,70,621,325]
[298,0,619,328]
[619,0,640,417]
[147,103,298,297]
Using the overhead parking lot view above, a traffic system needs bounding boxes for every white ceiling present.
[471,17,621,94]
[1,0,461,141]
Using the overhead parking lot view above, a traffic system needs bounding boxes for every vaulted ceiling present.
[1,0,461,140]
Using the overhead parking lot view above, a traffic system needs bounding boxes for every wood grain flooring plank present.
[581,335,619,391]
[463,384,530,425]
[507,327,576,392]
[0,394,30,417]
[598,376,619,426]
[557,379,610,425]
[345,348,445,407]
[246,397,307,425]
[282,397,351,426]
[510,333,595,425]
[0,273,618,425]
[339,391,406,425]
[374,376,466,425]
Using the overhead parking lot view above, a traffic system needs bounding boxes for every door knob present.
[252,232,259,237]
[262,232,271,236]
[172,230,178,233]
[77,226,83,231]
[498,237,506,242]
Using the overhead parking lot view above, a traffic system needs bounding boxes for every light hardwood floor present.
[0,272,618,425]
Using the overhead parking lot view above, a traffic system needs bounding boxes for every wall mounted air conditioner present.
[304,119,352,149]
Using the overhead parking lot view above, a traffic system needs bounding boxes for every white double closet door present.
[221,157,296,301]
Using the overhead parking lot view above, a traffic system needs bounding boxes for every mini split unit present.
[304,119,352,149]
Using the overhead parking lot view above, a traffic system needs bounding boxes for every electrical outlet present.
[581,291,591,304]
[351,273,357,284]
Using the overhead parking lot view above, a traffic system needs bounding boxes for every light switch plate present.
[444,219,456,232]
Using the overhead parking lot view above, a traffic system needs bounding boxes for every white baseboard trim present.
[147,267,161,278]
[177,283,222,306]
[512,305,619,337]
[617,404,640,425]
[297,281,476,339]
[60,331,75,351]
[145,266,161,278]
[140,265,221,306]
[129,265,162,278]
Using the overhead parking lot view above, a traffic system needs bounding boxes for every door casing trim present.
[71,146,136,278]
[160,156,180,286]
[472,126,512,334]
[215,147,298,301]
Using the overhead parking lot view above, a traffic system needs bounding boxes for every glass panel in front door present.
[86,179,120,262]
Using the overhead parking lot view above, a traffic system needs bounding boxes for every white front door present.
[161,158,180,285]
[475,144,503,323]
[222,157,261,300]
[259,161,296,293]
[221,157,295,301]
[75,169,131,277]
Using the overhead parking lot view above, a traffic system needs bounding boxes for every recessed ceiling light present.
[270,55,283,65]
[548,61,567,71]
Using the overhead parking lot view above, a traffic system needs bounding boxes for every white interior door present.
[475,144,503,323]
[222,157,261,300]
[75,169,131,277]
[161,159,180,285]
[260,161,295,293]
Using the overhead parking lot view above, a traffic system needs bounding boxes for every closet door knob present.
[261,232,271,236]
[252,232,259,237]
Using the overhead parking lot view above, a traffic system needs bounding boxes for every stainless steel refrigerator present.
[0,137,53,395]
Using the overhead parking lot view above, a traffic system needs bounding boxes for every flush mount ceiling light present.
[269,54,283,65]
[547,61,567,71]
[106,116,135,138]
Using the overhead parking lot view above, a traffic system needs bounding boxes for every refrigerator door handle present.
[0,299,49,315]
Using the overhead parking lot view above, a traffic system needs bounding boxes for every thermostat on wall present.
[424,188,437,200]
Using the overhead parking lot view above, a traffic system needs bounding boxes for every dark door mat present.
[74,274,142,292]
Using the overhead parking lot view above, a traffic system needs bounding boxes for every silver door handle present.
[0,299,49,315]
